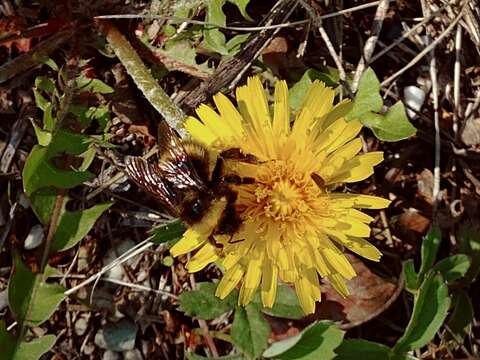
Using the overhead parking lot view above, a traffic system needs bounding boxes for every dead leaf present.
[398,207,431,234]
[314,254,401,329]
[261,36,304,79]
[461,117,480,147]
[416,169,434,204]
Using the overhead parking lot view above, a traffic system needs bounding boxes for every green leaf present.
[40,57,59,71]
[446,290,473,342]
[253,284,304,320]
[403,260,418,292]
[42,103,55,131]
[334,339,417,360]
[35,76,56,94]
[0,321,16,358]
[76,74,114,94]
[8,255,38,323]
[12,335,56,360]
[289,69,339,111]
[69,105,111,129]
[226,34,250,55]
[457,221,480,282]
[149,219,186,245]
[172,0,206,18]
[187,353,245,360]
[364,102,416,141]
[393,273,451,353]
[418,225,442,282]
[202,0,229,55]
[346,68,416,142]
[51,202,113,253]
[79,146,96,171]
[346,68,382,120]
[29,188,58,224]
[33,89,49,111]
[46,129,92,156]
[432,255,471,282]
[30,121,52,146]
[231,303,270,359]
[30,283,66,326]
[161,39,212,74]
[227,0,253,21]
[8,255,66,326]
[0,321,57,360]
[263,322,344,360]
[178,282,236,320]
[23,146,92,196]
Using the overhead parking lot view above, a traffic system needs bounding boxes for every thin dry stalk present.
[352,0,390,92]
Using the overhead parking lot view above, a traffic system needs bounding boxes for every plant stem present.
[97,19,186,135]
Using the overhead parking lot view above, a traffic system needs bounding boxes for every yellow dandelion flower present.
[170,76,391,314]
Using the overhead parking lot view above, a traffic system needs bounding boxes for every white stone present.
[74,316,89,337]
[24,224,44,250]
[404,86,426,119]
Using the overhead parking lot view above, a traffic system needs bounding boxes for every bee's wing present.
[124,156,180,216]
[157,121,207,190]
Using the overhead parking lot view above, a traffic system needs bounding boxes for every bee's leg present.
[220,148,258,164]
[228,237,245,244]
[222,174,255,185]
[215,203,241,235]
[211,156,224,185]
[208,234,224,255]
[213,157,255,186]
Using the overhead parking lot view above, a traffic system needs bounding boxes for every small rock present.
[103,350,121,360]
[95,330,107,349]
[74,315,89,337]
[404,86,426,119]
[104,239,137,281]
[77,245,90,272]
[103,317,137,352]
[123,349,143,360]
[24,224,44,250]
[112,117,122,126]
[82,342,95,356]
[0,289,8,311]
[17,193,30,209]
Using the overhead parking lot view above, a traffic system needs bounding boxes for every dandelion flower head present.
[170,76,390,314]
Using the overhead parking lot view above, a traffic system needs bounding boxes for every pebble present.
[74,316,89,337]
[103,350,121,360]
[104,239,137,281]
[94,330,108,349]
[103,317,137,352]
[24,224,44,250]
[82,342,95,356]
[0,289,7,311]
[403,86,426,119]
[123,349,143,360]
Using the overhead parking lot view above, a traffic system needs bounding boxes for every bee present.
[124,121,255,243]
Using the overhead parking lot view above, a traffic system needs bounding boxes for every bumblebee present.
[124,121,255,240]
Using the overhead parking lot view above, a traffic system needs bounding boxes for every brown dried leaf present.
[461,117,480,146]
[398,208,431,234]
[416,169,434,204]
[314,254,401,329]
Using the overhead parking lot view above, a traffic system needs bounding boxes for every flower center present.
[270,180,302,217]
[250,162,315,222]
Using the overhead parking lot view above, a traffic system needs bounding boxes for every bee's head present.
[181,190,214,224]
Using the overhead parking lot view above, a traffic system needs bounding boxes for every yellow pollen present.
[271,181,300,214]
